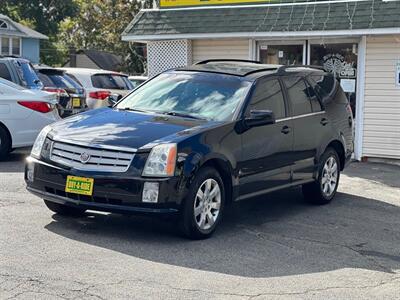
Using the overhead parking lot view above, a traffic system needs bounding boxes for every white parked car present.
[0,78,60,160]
[128,75,148,88]
[60,68,134,109]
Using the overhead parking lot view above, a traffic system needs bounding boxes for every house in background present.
[63,49,123,72]
[0,14,48,63]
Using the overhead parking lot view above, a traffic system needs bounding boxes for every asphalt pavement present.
[1,150,399,299]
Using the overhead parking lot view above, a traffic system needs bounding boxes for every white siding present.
[363,35,400,159]
[147,40,192,77]
[192,39,249,63]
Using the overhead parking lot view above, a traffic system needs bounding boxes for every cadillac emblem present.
[79,152,91,164]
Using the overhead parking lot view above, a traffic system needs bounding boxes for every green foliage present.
[0,0,78,65]
[0,0,151,73]
[60,0,151,74]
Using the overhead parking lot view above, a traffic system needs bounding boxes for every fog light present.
[142,182,159,203]
[26,163,35,182]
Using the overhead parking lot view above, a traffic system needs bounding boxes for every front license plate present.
[72,98,81,108]
[65,176,94,196]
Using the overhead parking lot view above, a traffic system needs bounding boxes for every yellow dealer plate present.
[65,175,94,196]
[72,98,81,108]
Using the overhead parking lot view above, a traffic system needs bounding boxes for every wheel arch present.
[326,140,346,171]
[0,121,12,150]
[201,157,234,205]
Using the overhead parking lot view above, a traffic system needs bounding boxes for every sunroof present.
[181,62,279,76]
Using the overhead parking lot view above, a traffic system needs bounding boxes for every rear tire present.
[179,167,225,240]
[44,200,86,216]
[302,148,340,205]
[0,126,11,161]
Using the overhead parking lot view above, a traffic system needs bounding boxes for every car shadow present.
[44,188,400,278]
[0,150,29,173]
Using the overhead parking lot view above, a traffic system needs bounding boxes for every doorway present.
[257,41,305,65]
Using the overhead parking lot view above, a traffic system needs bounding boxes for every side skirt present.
[235,178,315,202]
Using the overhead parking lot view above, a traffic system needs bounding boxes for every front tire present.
[179,167,225,239]
[44,200,86,216]
[302,148,340,205]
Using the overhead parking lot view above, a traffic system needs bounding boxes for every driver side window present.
[247,78,286,119]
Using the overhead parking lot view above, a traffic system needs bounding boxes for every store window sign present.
[160,0,334,8]
[323,54,356,78]
[340,79,356,93]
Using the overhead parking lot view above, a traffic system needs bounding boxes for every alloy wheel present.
[321,156,338,197]
[194,178,221,231]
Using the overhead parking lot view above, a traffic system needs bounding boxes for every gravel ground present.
[1,150,399,299]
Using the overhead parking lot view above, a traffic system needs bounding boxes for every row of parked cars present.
[0,55,147,159]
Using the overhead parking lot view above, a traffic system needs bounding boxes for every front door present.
[238,77,294,199]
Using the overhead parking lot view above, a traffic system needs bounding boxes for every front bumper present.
[25,157,183,215]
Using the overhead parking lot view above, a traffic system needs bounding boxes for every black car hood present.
[49,108,216,150]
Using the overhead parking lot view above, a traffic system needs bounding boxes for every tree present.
[0,0,79,65]
[59,0,151,74]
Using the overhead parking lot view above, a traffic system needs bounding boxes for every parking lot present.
[1,150,399,299]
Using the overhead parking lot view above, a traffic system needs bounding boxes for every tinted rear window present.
[15,61,43,89]
[47,74,78,89]
[66,73,83,86]
[37,72,55,87]
[0,63,12,82]
[309,74,341,103]
[91,74,133,90]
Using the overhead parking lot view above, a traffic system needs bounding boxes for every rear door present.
[238,77,294,198]
[282,75,327,183]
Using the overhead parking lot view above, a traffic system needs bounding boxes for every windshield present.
[91,74,133,90]
[116,72,251,121]
[14,61,43,89]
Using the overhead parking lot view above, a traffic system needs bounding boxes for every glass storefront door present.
[310,43,358,117]
[258,42,304,65]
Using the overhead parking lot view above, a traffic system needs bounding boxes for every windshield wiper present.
[120,107,153,113]
[161,111,205,120]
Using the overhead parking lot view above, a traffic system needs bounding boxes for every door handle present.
[320,118,328,126]
[281,125,291,134]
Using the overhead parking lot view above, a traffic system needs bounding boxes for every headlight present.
[31,125,52,158]
[142,143,177,177]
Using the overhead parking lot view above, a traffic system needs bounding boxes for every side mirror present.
[107,94,120,107]
[244,110,275,128]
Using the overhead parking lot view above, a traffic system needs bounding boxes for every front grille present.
[50,140,135,172]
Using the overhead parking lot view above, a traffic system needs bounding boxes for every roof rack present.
[195,59,261,65]
[277,65,326,74]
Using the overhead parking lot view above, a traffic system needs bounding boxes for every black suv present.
[25,60,353,239]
